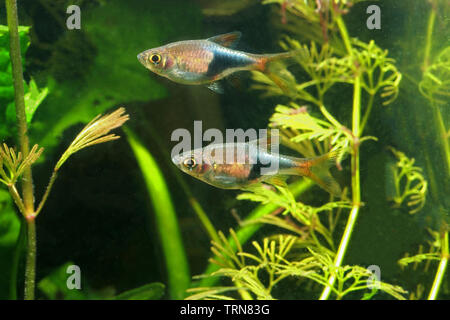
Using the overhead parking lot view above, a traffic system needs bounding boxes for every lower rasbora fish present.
[137,31,295,94]
[172,142,341,196]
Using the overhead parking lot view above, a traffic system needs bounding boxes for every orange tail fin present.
[256,52,294,72]
[294,151,342,197]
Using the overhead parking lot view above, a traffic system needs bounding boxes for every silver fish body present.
[172,141,341,195]
[137,32,294,93]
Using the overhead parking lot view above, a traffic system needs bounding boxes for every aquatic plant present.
[387,147,427,215]
[189,231,406,300]
[394,0,449,300]
[0,25,48,139]
[189,0,447,300]
[126,128,190,300]
[0,0,206,300]
[398,227,448,300]
[1,0,130,299]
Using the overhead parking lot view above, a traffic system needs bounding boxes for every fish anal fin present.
[206,82,224,94]
[264,68,297,98]
[207,31,242,48]
[265,175,288,188]
[255,51,298,97]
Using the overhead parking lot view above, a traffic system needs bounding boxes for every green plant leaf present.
[5,81,49,126]
[24,78,49,124]
[0,24,46,137]
[125,127,190,300]
[113,282,165,300]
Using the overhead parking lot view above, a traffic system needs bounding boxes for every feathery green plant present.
[387,147,428,214]
[399,229,442,269]
[191,0,413,300]
[401,0,449,300]
[189,0,450,301]
[190,229,406,300]
[419,47,450,106]
[199,179,315,289]
[398,227,449,300]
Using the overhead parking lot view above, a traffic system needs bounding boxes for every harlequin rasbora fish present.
[137,31,296,94]
[172,141,341,196]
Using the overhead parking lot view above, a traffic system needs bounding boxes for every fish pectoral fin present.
[206,82,224,94]
[206,31,242,48]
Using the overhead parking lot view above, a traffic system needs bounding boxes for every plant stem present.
[235,279,254,300]
[9,217,26,299]
[6,0,37,300]
[423,1,436,71]
[422,0,449,177]
[320,77,362,300]
[360,93,375,134]
[335,15,353,56]
[188,197,220,245]
[351,76,362,201]
[24,217,36,300]
[432,103,450,177]
[35,170,58,216]
[320,15,362,299]
[428,231,449,300]
[5,0,34,215]
[8,184,25,215]
[318,103,343,128]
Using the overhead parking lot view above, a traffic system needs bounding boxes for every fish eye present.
[150,54,161,64]
[183,157,197,170]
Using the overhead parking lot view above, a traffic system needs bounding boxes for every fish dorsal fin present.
[206,31,242,48]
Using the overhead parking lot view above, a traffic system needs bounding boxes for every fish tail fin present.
[255,51,299,97]
[256,52,294,72]
[293,151,342,197]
